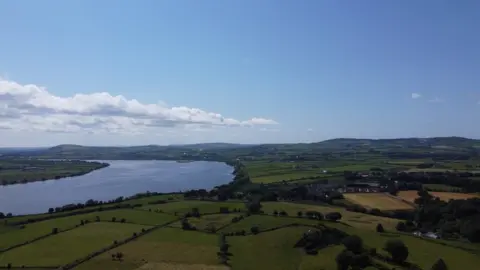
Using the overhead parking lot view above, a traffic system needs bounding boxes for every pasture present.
[0,222,147,267]
[170,213,242,231]
[324,222,480,270]
[75,227,220,270]
[343,193,414,210]
[261,202,401,231]
[141,200,246,215]
[218,215,318,234]
[398,191,479,203]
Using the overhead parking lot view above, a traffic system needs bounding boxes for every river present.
[0,160,233,215]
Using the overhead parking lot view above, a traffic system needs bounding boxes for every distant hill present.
[2,137,479,161]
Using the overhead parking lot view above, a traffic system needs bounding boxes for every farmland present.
[0,198,479,270]
[0,159,108,185]
[398,191,480,203]
[343,193,414,211]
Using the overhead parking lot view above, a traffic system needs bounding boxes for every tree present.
[0,212,4,219]
[336,249,353,270]
[111,217,116,222]
[431,258,448,270]
[376,223,385,233]
[396,221,407,232]
[52,228,59,234]
[326,212,342,221]
[384,239,409,264]
[111,254,116,260]
[48,208,54,214]
[273,210,278,216]
[246,201,262,214]
[115,252,124,261]
[297,211,303,218]
[250,226,260,235]
[279,210,288,216]
[342,235,363,254]
[6,213,12,218]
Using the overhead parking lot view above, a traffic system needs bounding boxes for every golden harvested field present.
[398,191,479,203]
[343,193,414,210]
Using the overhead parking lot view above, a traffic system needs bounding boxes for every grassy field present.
[218,215,318,234]
[75,227,221,270]
[343,193,414,210]
[170,213,242,231]
[228,226,307,270]
[0,159,108,185]
[261,202,401,231]
[324,222,480,270]
[0,209,173,250]
[141,201,246,215]
[0,222,147,267]
[398,191,479,203]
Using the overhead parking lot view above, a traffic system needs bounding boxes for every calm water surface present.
[0,160,233,215]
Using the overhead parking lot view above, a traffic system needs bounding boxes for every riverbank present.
[0,159,109,186]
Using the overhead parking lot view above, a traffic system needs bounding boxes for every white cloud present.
[307,128,313,132]
[411,93,422,99]
[428,97,444,103]
[0,79,278,135]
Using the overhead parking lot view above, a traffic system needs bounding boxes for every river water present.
[0,160,233,215]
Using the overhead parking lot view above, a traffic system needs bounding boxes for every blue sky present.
[0,0,479,146]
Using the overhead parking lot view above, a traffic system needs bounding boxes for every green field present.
[170,213,243,231]
[0,159,108,185]
[1,200,479,270]
[0,209,174,250]
[261,202,401,231]
[0,222,147,267]
[141,200,246,215]
[75,227,220,270]
[218,215,318,234]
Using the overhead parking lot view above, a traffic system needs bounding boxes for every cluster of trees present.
[336,236,413,270]
[0,212,13,219]
[393,172,480,193]
[410,190,480,242]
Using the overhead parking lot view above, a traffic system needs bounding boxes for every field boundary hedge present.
[58,218,181,270]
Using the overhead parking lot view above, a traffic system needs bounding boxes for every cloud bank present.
[0,79,278,134]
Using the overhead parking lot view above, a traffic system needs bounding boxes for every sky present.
[0,0,479,147]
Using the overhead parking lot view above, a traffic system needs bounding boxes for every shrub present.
[250,226,260,235]
[396,221,406,232]
[52,228,59,234]
[297,211,303,217]
[325,212,342,221]
[273,210,278,216]
[376,223,385,233]
[385,239,409,264]
[342,235,363,254]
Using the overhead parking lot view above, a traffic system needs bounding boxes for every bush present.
[52,228,59,234]
[396,221,407,232]
[336,249,354,270]
[111,217,117,222]
[297,211,303,217]
[273,210,278,216]
[342,235,363,254]
[385,239,409,264]
[325,212,342,221]
[250,226,260,235]
[376,223,385,233]
[279,210,288,216]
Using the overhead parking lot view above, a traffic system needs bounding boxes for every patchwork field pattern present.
[0,222,148,266]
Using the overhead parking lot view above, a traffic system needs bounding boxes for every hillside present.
[2,137,479,161]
